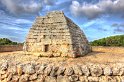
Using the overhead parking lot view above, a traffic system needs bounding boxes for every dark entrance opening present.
[44,45,49,52]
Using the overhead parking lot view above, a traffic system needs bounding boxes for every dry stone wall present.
[24,11,91,57]
[0,61,124,82]
[0,45,23,52]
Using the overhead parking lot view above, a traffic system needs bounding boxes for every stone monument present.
[24,11,91,57]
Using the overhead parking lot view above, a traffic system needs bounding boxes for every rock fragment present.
[23,64,35,75]
[65,67,74,76]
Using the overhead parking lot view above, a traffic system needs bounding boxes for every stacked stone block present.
[24,11,91,57]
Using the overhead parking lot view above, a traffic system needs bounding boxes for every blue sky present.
[0,0,124,42]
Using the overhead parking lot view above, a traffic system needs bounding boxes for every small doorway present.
[44,44,49,52]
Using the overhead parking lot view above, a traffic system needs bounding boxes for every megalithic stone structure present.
[23,11,91,57]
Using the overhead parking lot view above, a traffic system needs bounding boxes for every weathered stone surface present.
[6,73,13,81]
[44,65,53,76]
[65,67,74,76]
[57,76,70,82]
[112,66,124,75]
[88,76,99,82]
[79,76,88,82]
[37,64,47,74]
[17,65,23,76]
[1,61,8,71]
[73,65,82,75]
[68,75,79,81]
[50,66,59,77]
[12,75,19,82]
[23,64,35,75]
[1,78,7,82]
[99,76,118,82]
[90,65,103,76]
[104,66,112,76]
[57,66,66,75]
[105,76,117,82]
[1,73,8,80]
[8,66,17,75]
[19,75,29,82]
[24,11,91,58]
[115,76,121,82]
[120,68,124,75]
[120,76,124,82]
[81,65,90,76]
[99,76,106,82]
[29,73,37,81]
[37,74,45,82]
[0,70,6,75]
[45,76,56,82]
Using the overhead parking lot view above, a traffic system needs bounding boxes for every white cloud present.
[0,11,32,29]
[0,0,42,15]
[70,0,124,19]
[0,0,57,15]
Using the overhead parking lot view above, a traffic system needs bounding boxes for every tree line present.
[0,38,23,45]
[90,35,124,47]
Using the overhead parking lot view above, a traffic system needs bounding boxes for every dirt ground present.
[0,46,124,65]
